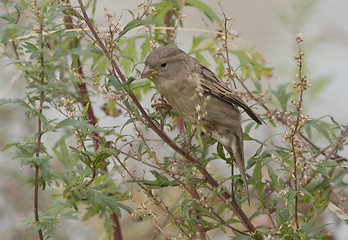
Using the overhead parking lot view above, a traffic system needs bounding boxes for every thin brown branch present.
[33,0,44,238]
[112,154,188,238]
[77,0,256,234]
[324,124,348,162]
[64,3,122,239]
[291,33,305,230]
[218,1,237,89]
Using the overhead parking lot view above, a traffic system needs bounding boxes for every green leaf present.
[53,139,75,169]
[56,119,96,132]
[267,165,279,191]
[151,2,176,23]
[225,217,240,224]
[105,73,122,89]
[318,160,338,168]
[252,158,265,204]
[251,78,262,92]
[301,215,330,237]
[244,121,256,135]
[275,207,290,227]
[140,38,151,60]
[120,39,137,75]
[271,82,294,112]
[305,119,332,143]
[328,202,348,220]
[233,234,252,240]
[215,57,225,78]
[190,35,208,51]
[216,142,226,160]
[94,149,111,165]
[0,98,30,109]
[129,170,179,188]
[196,126,204,148]
[185,0,221,26]
[23,41,38,52]
[117,19,161,40]
[304,123,312,139]
[82,206,97,221]
[194,51,210,67]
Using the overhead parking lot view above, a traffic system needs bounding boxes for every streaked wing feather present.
[199,64,262,124]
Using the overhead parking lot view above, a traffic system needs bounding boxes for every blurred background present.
[1,0,347,239]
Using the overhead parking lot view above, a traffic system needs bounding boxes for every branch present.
[64,3,122,239]
[34,0,44,238]
[291,33,306,230]
[77,0,256,234]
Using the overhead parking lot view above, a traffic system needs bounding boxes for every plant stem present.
[77,0,256,234]
[34,1,45,238]
[292,34,305,230]
[64,4,122,239]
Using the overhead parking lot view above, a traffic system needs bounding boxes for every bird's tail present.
[228,133,250,205]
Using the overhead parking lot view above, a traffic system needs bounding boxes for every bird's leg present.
[151,97,172,114]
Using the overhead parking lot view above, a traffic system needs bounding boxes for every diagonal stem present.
[77,0,256,234]
[34,1,45,238]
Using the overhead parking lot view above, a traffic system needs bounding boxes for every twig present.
[33,1,44,239]
[64,3,122,239]
[112,154,187,239]
[291,33,306,230]
[77,0,256,234]
[324,124,348,162]
[218,1,237,89]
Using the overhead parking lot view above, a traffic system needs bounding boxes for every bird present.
[141,45,262,201]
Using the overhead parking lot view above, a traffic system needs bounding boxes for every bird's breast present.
[153,76,202,118]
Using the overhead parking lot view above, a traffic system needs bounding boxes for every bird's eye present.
[161,62,167,68]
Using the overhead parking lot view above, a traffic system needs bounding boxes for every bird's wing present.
[198,64,263,124]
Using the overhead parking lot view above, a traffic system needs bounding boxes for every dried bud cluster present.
[61,96,76,118]
[296,33,303,43]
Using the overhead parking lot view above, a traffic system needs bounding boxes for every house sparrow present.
[141,45,262,199]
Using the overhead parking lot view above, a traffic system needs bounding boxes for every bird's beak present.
[141,65,158,79]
